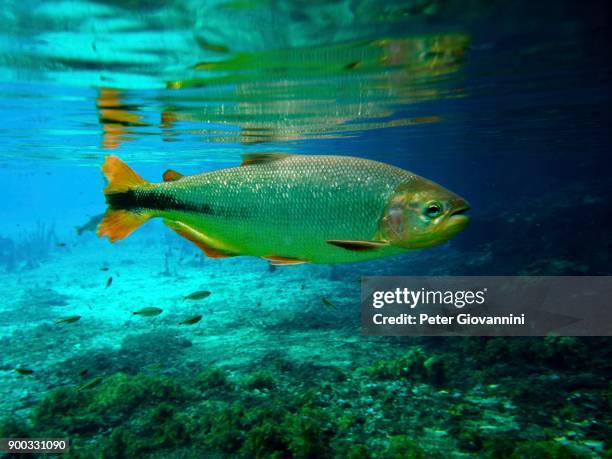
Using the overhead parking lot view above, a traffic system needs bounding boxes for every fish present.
[15,367,34,375]
[79,369,89,378]
[57,243,67,247]
[97,154,470,264]
[106,277,113,288]
[56,315,81,324]
[100,267,109,271]
[184,290,211,300]
[321,297,338,310]
[75,213,105,236]
[133,307,163,317]
[78,376,103,391]
[179,315,203,325]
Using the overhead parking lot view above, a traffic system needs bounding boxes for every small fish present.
[57,243,67,247]
[75,213,105,236]
[100,267,109,271]
[106,277,113,288]
[15,367,34,375]
[321,297,338,310]
[184,291,211,300]
[79,369,89,378]
[179,315,203,325]
[56,315,81,324]
[78,376,103,391]
[133,307,163,317]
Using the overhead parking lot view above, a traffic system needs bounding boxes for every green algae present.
[0,416,30,438]
[362,347,451,386]
[382,435,433,459]
[29,372,190,440]
[363,348,428,380]
[508,440,591,459]
[195,366,232,391]
[242,369,277,390]
[1,340,609,458]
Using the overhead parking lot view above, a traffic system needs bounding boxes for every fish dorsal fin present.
[240,152,292,167]
[163,169,184,182]
[163,220,235,259]
[326,239,389,252]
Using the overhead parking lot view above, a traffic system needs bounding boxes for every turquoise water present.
[1,0,611,457]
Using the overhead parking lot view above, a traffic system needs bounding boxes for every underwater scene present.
[0,0,611,457]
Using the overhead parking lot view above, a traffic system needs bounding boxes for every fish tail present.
[101,155,149,193]
[97,156,152,242]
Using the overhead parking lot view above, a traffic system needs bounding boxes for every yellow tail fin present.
[98,156,151,242]
[97,209,150,242]
[102,155,149,193]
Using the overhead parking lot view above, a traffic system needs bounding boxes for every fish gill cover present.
[0,0,611,458]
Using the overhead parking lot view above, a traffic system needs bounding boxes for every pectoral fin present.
[262,255,308,266]
[164,220,235,258]
[326,239,389,251]
[162,169,184,182]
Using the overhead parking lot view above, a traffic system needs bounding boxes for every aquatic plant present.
[242,369,276,390]
[103,404,197,457]
[0,222,61,272]
[203,401,247,453]
[382,435,430,459]
[30,372,190,436]
[0,416,30,438]
[0,235,16,272]
[507,440,591,459]
[160,246,175,277]
[195,366,233,391]
[480,337,590,370]
[362,347,450,386]
[2,337,608,458]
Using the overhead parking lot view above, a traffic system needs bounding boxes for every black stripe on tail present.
[105,189,218,216]
[105,190,139,209]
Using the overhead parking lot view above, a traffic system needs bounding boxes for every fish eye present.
[424,201,443,218]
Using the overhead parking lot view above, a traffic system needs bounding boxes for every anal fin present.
[326,239,389,252]
[98,209,151,242]
[164,220,235,258]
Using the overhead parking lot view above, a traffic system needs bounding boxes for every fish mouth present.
[447,203,470,230]
[450,205,470,217]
